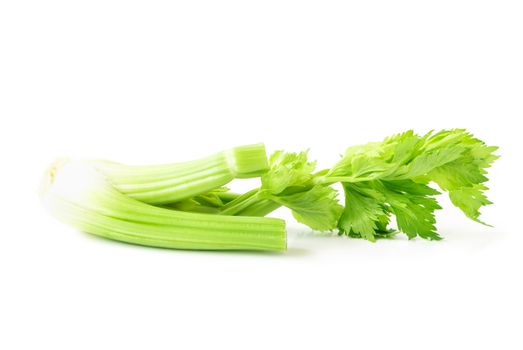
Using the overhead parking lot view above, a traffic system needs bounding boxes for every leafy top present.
[328,129,499,241]
[260,150,343,231]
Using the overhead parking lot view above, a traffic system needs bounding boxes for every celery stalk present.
[92,144,268,205]
[237,200,282,217]
[41,160,286,251]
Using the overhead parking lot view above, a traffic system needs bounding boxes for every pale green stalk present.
[41,160,286,251]
[92,144,268,205]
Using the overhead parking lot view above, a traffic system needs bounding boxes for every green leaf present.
[448,184,492,224]
[338,183,388,241]
[330,129,499,240]
[338,180,441,241]
[404,145,466,178]
[261,150,316,195]
[248,150,345,231]
[424,130,499,223]
[379,180,442,240]
[270,185,343,232]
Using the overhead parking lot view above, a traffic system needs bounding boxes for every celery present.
[92,144,268,205]
[41,160,286,251]
[41,129,499,250]
[168,130,499,241]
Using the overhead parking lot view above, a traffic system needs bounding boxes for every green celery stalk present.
[218,189,282,217]
[237,199,282,217]
[92,144,268,205]
[41,159,286,251]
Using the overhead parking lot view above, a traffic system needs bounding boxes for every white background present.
[1,1,522,349]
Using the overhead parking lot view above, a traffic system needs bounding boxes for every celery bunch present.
[41,145,286,251]
[41,129,498,250]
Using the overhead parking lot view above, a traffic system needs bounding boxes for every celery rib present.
[93,144,268,205]
[237,200,282,217]
[42,160,286,251]
[52,197,285,250]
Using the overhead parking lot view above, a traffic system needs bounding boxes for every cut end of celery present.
[39,157,70,198]
[227,143,269,178]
